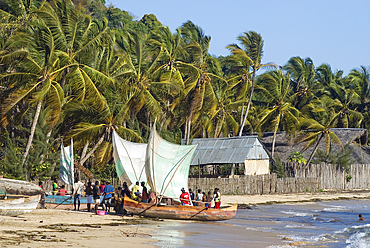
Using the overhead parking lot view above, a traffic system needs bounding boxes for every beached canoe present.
[123,196,237,221]
[0,178,44,196]
[45,195,104,209]
[0,195,41,216]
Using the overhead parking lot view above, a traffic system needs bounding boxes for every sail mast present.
[151,122,156,194]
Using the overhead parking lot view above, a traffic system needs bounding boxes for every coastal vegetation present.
[0,0,369,180]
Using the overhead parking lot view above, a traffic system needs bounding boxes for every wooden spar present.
[151,123,156,198]
[117,132,138,182]
[158,144,198,204]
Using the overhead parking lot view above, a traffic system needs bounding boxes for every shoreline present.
[222,189,370,207]
[2,190,370,247]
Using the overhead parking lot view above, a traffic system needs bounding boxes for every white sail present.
[59,139,74,185]
[112,130,147,186]
[145,126,197,201]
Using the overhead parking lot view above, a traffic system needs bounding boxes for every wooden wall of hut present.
[188,163,370,195]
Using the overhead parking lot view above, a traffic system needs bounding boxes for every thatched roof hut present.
[257,128,370,164]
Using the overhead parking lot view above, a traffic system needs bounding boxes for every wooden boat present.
[123,196,237,221]
[0,195,41,216]
[0,178,44,196]
[45,195,104,209]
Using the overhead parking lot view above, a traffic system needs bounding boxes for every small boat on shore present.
[45,195,104,209]
[123,196,237,221]
[0,178,44,196]
[0,195,41,216]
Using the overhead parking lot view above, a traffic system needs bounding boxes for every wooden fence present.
[188,163,370,195]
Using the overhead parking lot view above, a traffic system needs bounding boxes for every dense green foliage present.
[0,0,369,179]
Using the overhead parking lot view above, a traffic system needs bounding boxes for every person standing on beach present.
[103,181,114,212]
[99,180,105,194]
[213,188,221,209]
[93,181,101,214]
[180,188,190,205]
[141,182,148,203]
[85,181,93,212]
[73,179,84,211]
[195,189,203,206]
[189,188,195,202]
[206,191,213,208]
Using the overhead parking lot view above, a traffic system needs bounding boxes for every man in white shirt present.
[73,179,84,211]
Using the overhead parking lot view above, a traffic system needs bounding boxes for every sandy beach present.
[0,209,156,248]
[2,190,370,247]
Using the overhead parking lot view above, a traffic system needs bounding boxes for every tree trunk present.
[271,116,280,159]
[80,141,89,163]
[22,100,43,167]
[73,133,106,179]
[230,163,235,176]
[39,128,53,165]
[185,119,191,145]
[238,69,256,136]
[305,133,325,168]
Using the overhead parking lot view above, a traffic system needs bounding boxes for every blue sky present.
[106,0,369,75]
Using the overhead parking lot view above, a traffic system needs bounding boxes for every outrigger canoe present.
[123,196,237,221]
[0,195,41,216]
[45,195,104,209]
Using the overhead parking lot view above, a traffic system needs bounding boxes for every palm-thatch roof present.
[257,128,370,164]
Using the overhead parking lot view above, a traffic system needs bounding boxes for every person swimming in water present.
[359,214,365,221]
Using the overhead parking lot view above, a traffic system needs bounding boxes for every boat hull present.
[45,195,103,209]
[123,196,237,221]
[0,195,40,216]
[0,178,43,196]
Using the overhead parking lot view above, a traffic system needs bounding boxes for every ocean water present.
[148,199,370,247]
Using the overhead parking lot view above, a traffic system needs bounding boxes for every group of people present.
[180,188,221,209]
[46,179,223,215]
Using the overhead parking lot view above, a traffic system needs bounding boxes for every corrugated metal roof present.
[190,136,269,165]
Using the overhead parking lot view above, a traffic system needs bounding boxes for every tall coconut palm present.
[256,70,299,158]
[179,21,225,143]
[148,26,187,128]
[0,19,72,168]
[284,56,319,110]
[114,30,163,128]
[298,97,343,167]
[227,31,277,136]
[348,66,370,129]
[348,66,370,112]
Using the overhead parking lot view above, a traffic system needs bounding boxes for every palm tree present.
[348,66,370,115]
[148,26,187,129]
[298,97,343,167]
[179,21,226,143]
[284,56,319,110]
[0,18,71,168]
[114,30,164,127]
[227,31,277,136]
[256,70,299,158]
